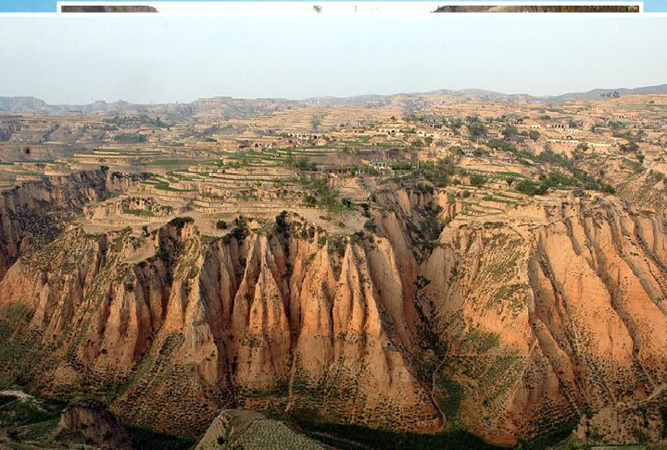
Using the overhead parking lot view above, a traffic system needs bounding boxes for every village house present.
[317,164,353,177]
[377,126,402,136]
[547,137,581,146]
[369,159,390,169]
[522,122,542,130]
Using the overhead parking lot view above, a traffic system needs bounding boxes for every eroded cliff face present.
[574,386,667,446]
[1,183,666,446]
[0,168,145,280]
[421,198,667,445]
[0,210,440,436]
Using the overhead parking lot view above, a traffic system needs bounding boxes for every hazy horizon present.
[3,81,667,106]
[1,16,667,105]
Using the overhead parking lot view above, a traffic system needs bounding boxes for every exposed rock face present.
[0,211,440,436]
[574,388,667,446]
[58,399,136,450]
[85,196,174,219]
[421,198,667,444]
[0,168,145,280]
[1,184,666,445]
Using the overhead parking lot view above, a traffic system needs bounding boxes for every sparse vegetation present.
[168,216,194,229]
[299,176,350,215]
[515,179,548,196]
[470,174,487,187]
[113,133,147,143]
[289,420,505,450]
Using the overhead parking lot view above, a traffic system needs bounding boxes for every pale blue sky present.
[1,16,666,104]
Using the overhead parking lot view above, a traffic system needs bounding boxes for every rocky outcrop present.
[85,196,174,219]
[58,399,136,450]
[0,168,145,280]
[1,185,667,446]
[0,212,440,436]
[574,389,667,446]
[420,198,667,445]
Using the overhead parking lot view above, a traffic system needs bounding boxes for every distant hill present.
[0,96,297,121]
[546,83,667,101]
[0,96,51,112]
[0,91,488,117]
[1,83,665,115]
[0,97,136,114]
[300,89,517,108]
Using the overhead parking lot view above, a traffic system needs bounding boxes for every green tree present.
[469,174,487,187]
[515,179,548,196]
[503,125,518,139]
[468,121,487,139]
[113,133,146,143]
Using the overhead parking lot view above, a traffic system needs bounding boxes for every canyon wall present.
[0,168,144,280]
[0,181,666,445]
[421,198,667,444]
[0,210,441,436]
